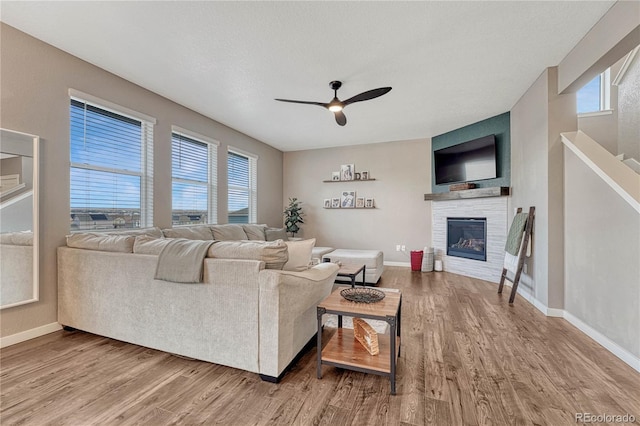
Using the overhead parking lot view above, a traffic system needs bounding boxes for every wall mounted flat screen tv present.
[434,135,497,185]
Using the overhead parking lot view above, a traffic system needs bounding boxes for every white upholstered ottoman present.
[322,249,384,285]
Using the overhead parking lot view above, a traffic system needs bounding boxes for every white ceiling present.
[1,1,614,152]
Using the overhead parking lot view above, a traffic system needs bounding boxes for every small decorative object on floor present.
[353,317,379,355]
[340,287,385,303]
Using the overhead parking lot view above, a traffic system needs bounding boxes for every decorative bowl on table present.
[340,287,385,304]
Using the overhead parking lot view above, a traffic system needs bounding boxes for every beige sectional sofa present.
[57,224,339,381]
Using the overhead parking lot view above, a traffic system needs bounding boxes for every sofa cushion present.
[133,235,170,255]
[207,239,288,269]
[107,227,164,238]
[66,233,135,253]
[265,227,288,241]
[211,224,248,241]
[242,224,267,241]
[283,238,316,272]
[0,231,34,246]
[162,225,214,240]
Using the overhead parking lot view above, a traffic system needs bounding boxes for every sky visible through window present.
[576,74,601,114]
[70,101,142,209]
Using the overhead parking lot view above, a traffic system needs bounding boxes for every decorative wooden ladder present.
[498,206,535,304]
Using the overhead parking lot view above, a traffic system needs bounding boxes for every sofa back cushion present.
[66,233,135,253]
[242,224,267,241]
[0,231,34,246]
[207,239,288,269]
[133,235,171,255]
[265,227,288,241]
[211,224,248,241]
[107,227,164,238]
[283,238,316,272]
[162,225,214,240]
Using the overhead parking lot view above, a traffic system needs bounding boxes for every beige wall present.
[617,51,640,160]
[283,139,431,263]
[564,146,639,358]
[510,66,576,309]
[558,1,639,94]
[509,70,551,305]
[0,24,283,337]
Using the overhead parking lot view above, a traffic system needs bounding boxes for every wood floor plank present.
[2,268,639,426]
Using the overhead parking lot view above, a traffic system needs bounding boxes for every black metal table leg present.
[362,265,366,286]
[389,315,397,395]
[317,307,325,379]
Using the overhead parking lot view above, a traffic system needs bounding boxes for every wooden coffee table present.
[316,287,402,394]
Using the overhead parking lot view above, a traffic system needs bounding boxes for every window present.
[227,148,257,223]
[577,68,610,114]
[172,128,218,226]
[70,91,154,231]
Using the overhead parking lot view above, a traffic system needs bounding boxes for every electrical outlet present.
[395,244,401,252]
[401,245,406,252]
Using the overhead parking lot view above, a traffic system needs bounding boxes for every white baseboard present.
[563,311,640,373]
[384,261,411,267]
[0,322,62,348]
[506,283,640,372]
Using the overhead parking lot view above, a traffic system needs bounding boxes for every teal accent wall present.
[431,112,510,193]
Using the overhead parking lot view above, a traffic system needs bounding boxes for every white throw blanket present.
[154,239,215,283]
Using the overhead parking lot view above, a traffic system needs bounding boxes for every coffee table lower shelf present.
[320,328,400,375]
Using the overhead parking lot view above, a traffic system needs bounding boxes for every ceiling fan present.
[275,81,392,126]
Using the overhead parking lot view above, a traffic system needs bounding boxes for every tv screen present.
[434,135,497,185]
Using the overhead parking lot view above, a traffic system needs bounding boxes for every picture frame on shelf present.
[354,172,361,180]
[331,171,340,181]
[323,199,331,208]
[356,197,365,208]
[331,198,341,208]
[340,164,354,181]
[341,191,356,208]
[361,171,369,180]
[365,198,374,208]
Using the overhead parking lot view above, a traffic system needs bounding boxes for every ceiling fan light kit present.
[275,80,391,126]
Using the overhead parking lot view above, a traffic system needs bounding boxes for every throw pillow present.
[242,224,267,240]
[210,224,248,241]
[133,235,170,255]
[283,238,316,272]
[162,225,214,240]
[66,233,135,253]
[265,227,288,241]
[207,239,288,269]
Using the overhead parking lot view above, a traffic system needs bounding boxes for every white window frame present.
[577,68,612,118]
[227,146,258,223]
[171,126,219,225]
[69,89,156,230]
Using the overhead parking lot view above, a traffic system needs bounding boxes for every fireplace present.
[447,217,487,261]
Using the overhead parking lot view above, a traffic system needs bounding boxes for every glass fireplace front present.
[447,217,487,261]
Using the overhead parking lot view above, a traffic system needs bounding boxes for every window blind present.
[228,150,257,223]
[172,132,217,225]
[70,98,154,231]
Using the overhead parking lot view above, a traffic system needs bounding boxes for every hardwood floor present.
[2,267,639,425]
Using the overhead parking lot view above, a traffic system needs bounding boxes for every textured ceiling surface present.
[1,1,614,151]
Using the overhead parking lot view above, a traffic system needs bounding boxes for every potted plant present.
[283,197,304,238]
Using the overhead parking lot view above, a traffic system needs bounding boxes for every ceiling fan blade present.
[334,110,347,126]
[343,87,392,106]
[274,98,327,107]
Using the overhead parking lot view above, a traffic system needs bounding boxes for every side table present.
[316,287,402,394]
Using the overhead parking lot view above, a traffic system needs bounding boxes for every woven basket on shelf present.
[353,317,379,356]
